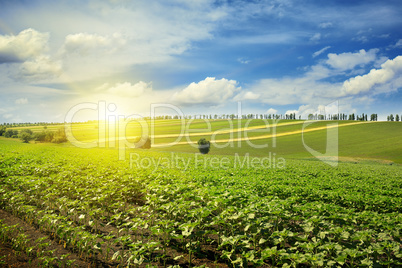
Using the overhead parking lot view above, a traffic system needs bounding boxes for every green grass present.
[7,119,402,164]
[149,121,402,164]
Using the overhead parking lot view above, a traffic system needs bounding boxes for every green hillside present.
[8,119,402,164]
[149,121,402,164]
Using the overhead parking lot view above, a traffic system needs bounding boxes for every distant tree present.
[396,114,400,122]
[34,130,54,142]
[198,138,210,154]
[20,130,33,143]
[0,126,5,136]
[20,129,33,136]
[5,129,18,138]
[387,116,390,121]
[51,128,67,143]
[4,129,13,138]
[390,114,394,121]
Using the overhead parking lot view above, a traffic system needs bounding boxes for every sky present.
[0,0,401,123]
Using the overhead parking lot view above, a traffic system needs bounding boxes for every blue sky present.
[0,0,401,122]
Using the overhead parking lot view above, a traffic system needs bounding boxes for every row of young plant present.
[0,145,202,266]
[0,141,401,267]
[0,220,75,267]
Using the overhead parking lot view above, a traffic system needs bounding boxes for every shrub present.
[5,129,18,138]
[52,136,67,144]
[198,138,210,154]
[51,128,67,143]
[34,130,54,142]
[0,126,5,136]
[20,129,33,135]
[20,132,32,143]
[19,129,33,143]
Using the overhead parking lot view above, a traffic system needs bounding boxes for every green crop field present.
[1,120,402,267]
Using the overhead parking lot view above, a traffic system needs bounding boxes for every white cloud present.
[0,28,49,63]
[244,49,400,110]
[341,55,402,95]
[394,39,402,48]
[310,33,321,42]
[289,102,352,119]
[62,32,126,56]
[19,55,62,79]
[326,49,378,71]
[233,91,260,101]
[242,91,260,100]
[266,108,278,114]
[15,98,28,104]
[285,109,298,115]
[106,81,152,97]
[312,46,331,58]
[0,1,228,84]
[237,57,250,64]
[172,77,241,105]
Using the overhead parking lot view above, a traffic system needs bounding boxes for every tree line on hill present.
[0,122,61,128]
[142,113,380,121]
[0,126,67,144]
[1,112,400,130]
[386,114,401,121]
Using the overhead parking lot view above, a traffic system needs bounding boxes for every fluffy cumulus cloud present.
[247,49,393,107]
[172,77,241,105]
[233,91,260,101]
[62,32,126,56]
[326,49,378,71]
[19,55,62,79]
[266,108,278,114]
[248,76,340,106]
[106,81,152,97]
[286,102,346,119]
[0,28,49,63]
[342,55,402,95]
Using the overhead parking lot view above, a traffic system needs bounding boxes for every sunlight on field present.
[0,138,401,267]
[10,120,402,164]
